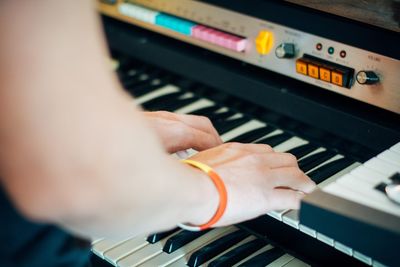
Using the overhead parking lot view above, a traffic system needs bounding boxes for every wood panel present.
[285,0,400,32]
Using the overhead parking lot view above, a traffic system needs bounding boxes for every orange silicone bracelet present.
[178,159,228,231]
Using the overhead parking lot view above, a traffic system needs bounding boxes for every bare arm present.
[0,0,315,239]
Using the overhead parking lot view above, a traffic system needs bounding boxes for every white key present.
[273,137,308,153]
[324,181,400,216]
[390,142,400,154]
[377,150,400,167]
[91,237,130,259]
[364,157,400,176]
[282,210,299,229]
[103,235,148,265]
[220,119,266,142]
[233,245,274,266]
[267,254,295,266]
[350,165,390,185]
[318,162,361,188]
[173,98,215,114]
[135,85,180,105]
[305,154,343,174]
[138,227,235,267]
[117,230,183,267]
[300,147,326,158]
[282,257,311,267]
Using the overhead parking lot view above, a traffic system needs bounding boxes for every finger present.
[268,167,316,193]
[175,114,222,144]
[268,188,305,210]
[170,125,223,152]
[223,142,274,153]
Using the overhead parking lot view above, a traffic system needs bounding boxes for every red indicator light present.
[316,43,323,51]
[340,50,347,58]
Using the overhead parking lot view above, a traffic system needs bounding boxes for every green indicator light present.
[328,47,335,55]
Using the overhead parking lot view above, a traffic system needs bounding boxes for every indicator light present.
[340,50,347,58]
[316,43,323,51]
[328,47,335,55]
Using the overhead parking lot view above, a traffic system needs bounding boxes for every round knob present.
[275,43,295,58]
[356,71,380,85]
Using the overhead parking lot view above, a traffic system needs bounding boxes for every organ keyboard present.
[94,1,400,266]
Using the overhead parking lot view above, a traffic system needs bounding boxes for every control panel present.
[99,0,400,114]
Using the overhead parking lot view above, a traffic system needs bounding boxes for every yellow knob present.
[255,30,274,55]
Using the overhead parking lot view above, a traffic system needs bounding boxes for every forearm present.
[0,0,217,238]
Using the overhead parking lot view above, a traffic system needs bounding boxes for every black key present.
[141,92,183,110]
[187,230,250,267]
[228,125,276,143]
[190,105,221,117]
[308,157,355,184]
[286,143,319,159]
[129,80,168,98]
[390,172,400,184]
[163,230,210,254]
[209,110,236,122]
[375,182,387,193]
[214,117,251,135]
[238,247,285,267]
[146,228,180,244]
[255,132,292,147]
[163,97,199,112]
[208,239,267,267]
[298,150,336,173]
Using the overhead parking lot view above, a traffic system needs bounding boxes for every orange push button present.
[308,64,319,79]
[332,71,343,86]
[255,30,274,55]
[319,67,331,82]
[296,60,308,75]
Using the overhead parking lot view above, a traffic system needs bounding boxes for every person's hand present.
[186,142,316,227]
[143,111,222,153]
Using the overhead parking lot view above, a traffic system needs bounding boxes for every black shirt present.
[0,186,91,267]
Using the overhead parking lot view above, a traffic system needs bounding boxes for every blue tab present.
[155,13,196,35]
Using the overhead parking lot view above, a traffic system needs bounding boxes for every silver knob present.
[356,71,380,85]
[275,43,295,59]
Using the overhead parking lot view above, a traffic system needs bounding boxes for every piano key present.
[285,143,319,159]
[350,165,390,185]
[255,132,293,147]
[390,142,400,154]
[91,237,130,259]
[316,162,361,188]
[353,250,372,265]
[189,105,222,117]
[116,232,177,267]
[160,96,200,112]
[210,109,237,121]
[273,137,308,153]
[129,79,170,98]
[103,235,149,265]
[282,258,310,267]
[316,232,335,246]
[174,98,215,114]
[364,157,400,176]
[377,150,400,167]
[208,238,266,267]
[135,85,180,105]
[282,210,300,229]
[237,247,285,266]
[186,229,250,267]
[334,241,353,256]
[299,224,317,238]
[215,116,253,135]
[141,91,187,110]
[308,157,355,184]
[234,244,274,266]
[146,228,180,244]
[266,253,295,267]
[138,227,235,267]
[220,119,266,142]
[163,230,210,254]
[298,150,336,173]
[227,125,276,143]
[323,181,400,216]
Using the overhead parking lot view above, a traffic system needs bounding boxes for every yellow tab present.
[255,30,274,55]
[308,64,319,79]
[296,60,307,75]
[319,67,331,82]
[332,71,343,86]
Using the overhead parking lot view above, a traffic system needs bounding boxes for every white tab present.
[334,241,353,256]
